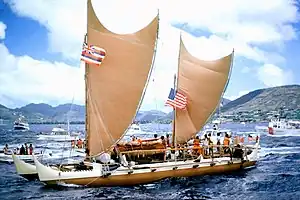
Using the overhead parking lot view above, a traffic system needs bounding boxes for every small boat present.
[13,116,30,131]
[37,127,78,141]
[126,124,144,136]
[255,118,300,135]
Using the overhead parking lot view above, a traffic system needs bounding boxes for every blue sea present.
[0,123,299,200]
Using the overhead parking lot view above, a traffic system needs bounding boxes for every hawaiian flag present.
[81,43,106,66]
[165,88,187,109]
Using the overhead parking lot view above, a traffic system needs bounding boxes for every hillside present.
[0,97,232,123]
[221,85,300,113]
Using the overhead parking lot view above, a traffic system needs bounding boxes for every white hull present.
[13,125,30,131]
[12,151,84,179]
[255,125,300,135]
[33,143,259,186]
[269,128,300,136]
[255,125,268,132]
[0,153,48,163]
[37,134,78,141]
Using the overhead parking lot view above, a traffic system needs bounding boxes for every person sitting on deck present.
[233,144,244,161]
[160,136,167,148]
[3,144,9,154]
[29,144,34,155]
[71,140,75,148]
[77,139,83,148]
[131,135,136,142]
[16,147,20,155]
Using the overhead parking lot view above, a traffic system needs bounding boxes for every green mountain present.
[221,85,300,113]
[0,96,232,123]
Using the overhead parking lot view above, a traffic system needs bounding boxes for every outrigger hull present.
[12,154,38,180]
[33,145,259,187]
[42,161,256,186]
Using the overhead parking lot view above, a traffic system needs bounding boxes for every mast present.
[171,74,177,147]
[171,33,182,148]
[84,31,89,153]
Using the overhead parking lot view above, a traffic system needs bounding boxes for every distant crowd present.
[3,143,34,155]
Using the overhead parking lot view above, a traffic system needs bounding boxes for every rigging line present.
[58,66,78,164]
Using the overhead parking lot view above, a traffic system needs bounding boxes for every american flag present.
[165,88,187,109]
[81,43,106,66]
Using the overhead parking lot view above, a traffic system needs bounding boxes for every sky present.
[0,0,300,112]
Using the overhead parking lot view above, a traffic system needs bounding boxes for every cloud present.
[1,0,299,109]
[0,22,6,39]
[241,66,251,73]
[256,64,294,87]
[0,41,84,108]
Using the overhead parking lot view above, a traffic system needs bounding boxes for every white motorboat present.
[37,127,79,141]
[255,118,300,135]
[126,124,144,136]
[13,116,30,131]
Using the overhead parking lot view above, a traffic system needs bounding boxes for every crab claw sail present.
[175,37,234,143]
[85,0,159,156]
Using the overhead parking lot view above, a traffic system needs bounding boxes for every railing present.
[119,143,257,162]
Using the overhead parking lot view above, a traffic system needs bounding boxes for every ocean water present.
[0,123,299,200]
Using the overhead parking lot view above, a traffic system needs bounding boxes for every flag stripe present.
[165,88,187,109]
[81,43,106,66]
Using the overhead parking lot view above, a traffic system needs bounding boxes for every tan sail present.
[175,38,233,143]
[86,0,158,156]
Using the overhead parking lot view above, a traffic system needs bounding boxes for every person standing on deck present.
[24,143,28,155]
[29,144,33,155]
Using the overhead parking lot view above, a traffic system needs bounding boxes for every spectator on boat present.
[160,136,167,148]
[137,137,142,144]
[216,132,221,153]
[223,134,230,154]
[19,145,25,155]
[29,144,33,155]
[3,144,9,154]
[207,133,214,156]
[154,134,158,139]
[131,135,136,142]
[24,143,28,155]
[233,144,244,161]
[203,134,209,155]
[71,140,75,148]
[160,136,167,161]
[166,134,170,147]
[16,147,20,155]
[77,139,83,148]
[193,136,201,156]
